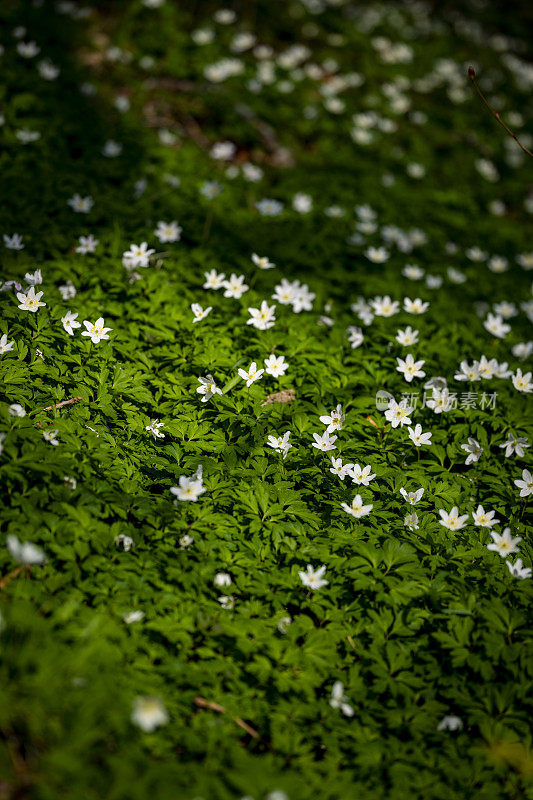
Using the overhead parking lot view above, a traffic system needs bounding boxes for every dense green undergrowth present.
[0,1,532,799]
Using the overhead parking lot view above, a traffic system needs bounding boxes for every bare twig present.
[42,396,82,411]
[0,565,26,590]
[194,696,262,740]
[468,67,533,158]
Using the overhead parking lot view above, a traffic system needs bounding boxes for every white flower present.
[252,253,275,270]
[210,140,236,160]
[341,494,373,518]
[330,681,354,717]
[514,469,532,497]
[293,193,313,213]
[200,180,222,198]
[425,387,454,414]
[63,476,77,490]
[384,398,413,428]
[114,95,131,112]
[293,283,315,313]
[223,273,249,298]
[517,252,533,270]
[43,429,59,446]
[487,528,521,558]
[493,301,517,319]
[75,234,99,254]
[461,437,483,465]
[400,487,424,505]
[102,139,122,157]
[499,434,530,458]
[24,270,42,286]
[438,506,469,531]
[403,297,429,314]
[330,457,354,481]
[15,128,40,144]
[203,269,226,289]
[311,431,337,451]
[170,469,205,502]
[218,595,235,609]
[131,697,168,732]
[365,246,389,263]
[492,360,512,379]
[402,264,424,280]
[351,464,376,485]
[437,715,463,732]
[319,404,344,433]
[82,318,112,344]
[154,221,182,243]
[404,512,419,530]
[67,194,94,213]
[483,312,510,338]
[454,360,481,382]
[196,374,222,403]
[299,564,328,590]
[264,354,288,377]
[371,295,399,317]
[396,353,426,383]
[266,792,289,800]
[512,369,532,393]
[16,286,46,312]
[4,233,24,250]
[17,41,40,57]
[488,255,508,272]
[247,300,276,330]
[277,615,292,633]
[238,361,264,386]
[471,505,499,528]
[255,198,284,216]
[179,534,194,549]
[272,278,297,306]
[267,431,292,459]
[123,610,145,624]
[214,572,232,588]
[191,303,212,323]
[115,534,134,551]
[241,163,263,182]
[346,326,364,348]
[506,558,531,580]
[426,275,443,289]
[7,534,46,565]
[61,310,81,335]
[8,404,26,417]
[59,280,76,299]
[0,333,15,354]
[396,326,419,346]
[447,267,466,284]
[122,242,155,269]
[408,424,432,447]
[146,420,165,440]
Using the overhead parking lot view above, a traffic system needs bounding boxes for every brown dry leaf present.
[261,389,296,406]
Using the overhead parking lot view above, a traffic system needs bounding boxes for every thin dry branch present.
[468,67,533,158]
[42,396,82,411]
[194,696,262,740]
[0,565,26,590]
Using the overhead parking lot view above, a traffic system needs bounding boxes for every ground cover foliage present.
[0,0,532,798]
